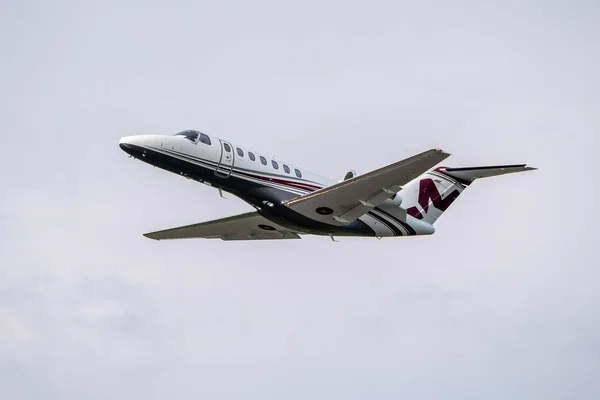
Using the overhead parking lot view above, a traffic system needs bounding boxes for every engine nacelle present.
[341,170,358,182]
[382,193,403,207]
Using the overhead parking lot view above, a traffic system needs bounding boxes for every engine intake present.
[342,170,357,181]
[383,194,403,207]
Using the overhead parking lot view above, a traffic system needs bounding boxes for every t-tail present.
[400,164,537,225]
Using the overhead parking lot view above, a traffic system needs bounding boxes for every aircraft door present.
[215,139,235,178]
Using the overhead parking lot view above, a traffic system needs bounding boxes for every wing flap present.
[334,185,403,223]
[285,149,450,226]
[221,232,301,241]
[143,211,301,241]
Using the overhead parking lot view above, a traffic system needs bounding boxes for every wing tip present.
[433,148,451,158]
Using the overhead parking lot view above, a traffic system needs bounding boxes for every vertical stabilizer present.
[400,165,535,225]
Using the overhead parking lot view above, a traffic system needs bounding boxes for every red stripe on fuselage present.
[236,170,323,192]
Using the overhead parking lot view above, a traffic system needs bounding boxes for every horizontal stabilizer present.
[441,164,536,182]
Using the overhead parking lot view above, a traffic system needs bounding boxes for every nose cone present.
[119,136,131,151]
[119,135,153,158]
[119,134,166,159]
[119,136,137,155]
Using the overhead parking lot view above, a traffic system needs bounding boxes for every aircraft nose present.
[119,134,163,158]
[119,136,134,154]
[119,135,147,157]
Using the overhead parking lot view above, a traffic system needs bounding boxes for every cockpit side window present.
[175,130,199,142]
[199,133,211,145]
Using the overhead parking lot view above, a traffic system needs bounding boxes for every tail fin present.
[400,164,536,225]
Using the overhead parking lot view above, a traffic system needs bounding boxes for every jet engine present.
[383,193,403,207]
[341,170,358,181]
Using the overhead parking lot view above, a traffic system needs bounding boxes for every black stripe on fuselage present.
[366,211,402,236]
[373,208,417,236]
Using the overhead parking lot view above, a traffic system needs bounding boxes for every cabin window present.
[283,165,290,174]
[237,148,244,157]
[260,156,267,165]
[295,168,302,178]
[199,133,211,145]
[249,152,256,161]
[174,130,199,142]
[272,160,279,170]
[223,143,231,152]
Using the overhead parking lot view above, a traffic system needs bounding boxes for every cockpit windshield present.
[174,130,200,142]
[174,130,211,145]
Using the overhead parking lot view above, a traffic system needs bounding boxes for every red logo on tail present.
[407,179,461,219]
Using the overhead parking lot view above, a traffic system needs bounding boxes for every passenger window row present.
[231,146,302,178]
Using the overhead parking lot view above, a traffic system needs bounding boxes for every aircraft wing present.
[143,212,301,241]
[284,148,450,226]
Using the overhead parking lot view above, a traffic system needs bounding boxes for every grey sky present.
[1,0,599,399]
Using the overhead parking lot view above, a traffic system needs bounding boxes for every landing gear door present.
[215,140,234,178]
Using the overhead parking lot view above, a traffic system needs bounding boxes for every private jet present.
[119,130,535,241]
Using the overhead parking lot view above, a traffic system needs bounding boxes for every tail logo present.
[406,178,461,219]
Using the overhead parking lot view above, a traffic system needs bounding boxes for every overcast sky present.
[1,1,599,399]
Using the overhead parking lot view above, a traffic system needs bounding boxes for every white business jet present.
[119,130,535,241]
